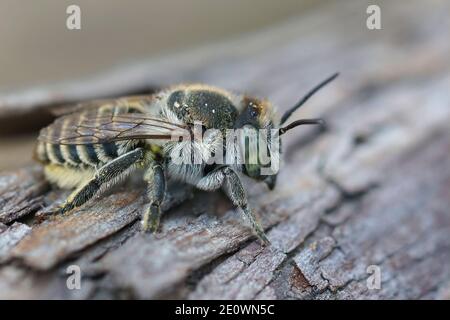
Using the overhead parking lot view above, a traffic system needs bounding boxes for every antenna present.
[280,72,339,125]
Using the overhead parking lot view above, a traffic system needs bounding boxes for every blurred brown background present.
[0,0,314,170]
[0,0,314,90]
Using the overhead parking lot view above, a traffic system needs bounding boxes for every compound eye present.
[248,103,259,118]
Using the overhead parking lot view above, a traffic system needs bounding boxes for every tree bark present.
[0,0,449,299]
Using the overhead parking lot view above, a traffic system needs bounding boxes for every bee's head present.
[234,95,279,189]
[234,73,338,190]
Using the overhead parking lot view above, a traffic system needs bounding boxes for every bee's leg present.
[222,167,271,245]
[59,148,145,214]
[196,166,270,245]
[142,163,165,233]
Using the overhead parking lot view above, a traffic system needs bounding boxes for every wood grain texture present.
[0,0,449,299]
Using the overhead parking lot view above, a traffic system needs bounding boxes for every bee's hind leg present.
[142,163,165,233]
[58,148,145,214]
[196,166,270,246]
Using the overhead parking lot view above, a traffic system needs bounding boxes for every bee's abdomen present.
[35,141,123,168]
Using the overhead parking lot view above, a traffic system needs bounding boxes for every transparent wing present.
[38,105,190,145]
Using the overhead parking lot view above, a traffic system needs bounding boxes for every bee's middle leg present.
[142,163,165,233]
[59,148,145,214]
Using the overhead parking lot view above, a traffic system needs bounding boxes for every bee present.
[35,73,338,245]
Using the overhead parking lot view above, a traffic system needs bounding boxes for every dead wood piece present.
[0,222,31,262]
[0,166,49,224]
[8,183,193,270]
[0,0,449,299]
[293,132,450,299]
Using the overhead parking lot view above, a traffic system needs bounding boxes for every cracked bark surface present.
[0,0,449,299]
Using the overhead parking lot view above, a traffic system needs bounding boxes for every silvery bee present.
[35,73,338,244]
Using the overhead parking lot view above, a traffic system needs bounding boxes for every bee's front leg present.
[142,163,166,233]
[221,167,271,246]
[196,166,270,246]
